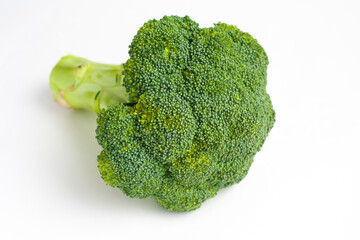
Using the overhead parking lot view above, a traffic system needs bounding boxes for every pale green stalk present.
[50,55,130,113]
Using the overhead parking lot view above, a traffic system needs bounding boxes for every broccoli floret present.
[50,15,275,211]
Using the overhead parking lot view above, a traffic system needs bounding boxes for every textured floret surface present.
[96,16,275,211]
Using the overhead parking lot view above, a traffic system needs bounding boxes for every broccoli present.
[50,15,275,211]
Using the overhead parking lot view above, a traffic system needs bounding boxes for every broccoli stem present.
[50,55,130,113]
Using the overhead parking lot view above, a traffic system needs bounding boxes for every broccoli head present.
[50,15,275,211]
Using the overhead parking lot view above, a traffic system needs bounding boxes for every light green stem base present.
[50,55,130,113]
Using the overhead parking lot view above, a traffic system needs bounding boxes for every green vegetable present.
[50,15,275,211]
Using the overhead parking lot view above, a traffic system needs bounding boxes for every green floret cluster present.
[94,16,275,211]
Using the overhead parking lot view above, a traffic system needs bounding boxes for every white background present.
[1,0,359,239]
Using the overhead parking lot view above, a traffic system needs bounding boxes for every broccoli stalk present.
[50,55,130,113]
